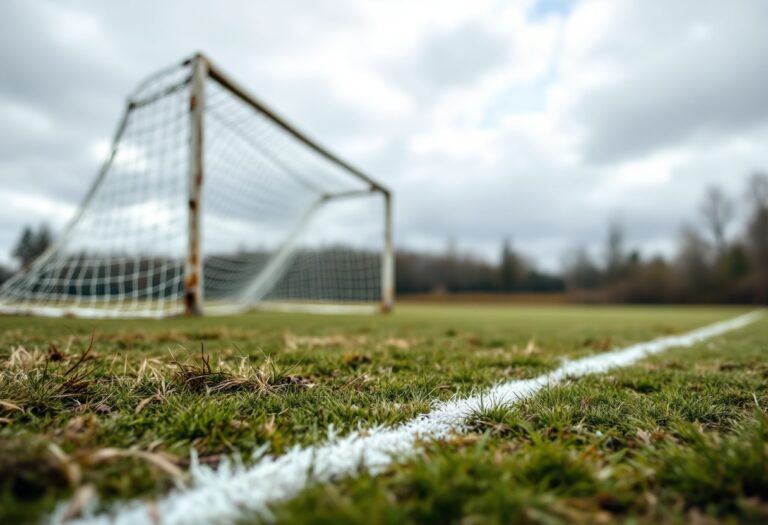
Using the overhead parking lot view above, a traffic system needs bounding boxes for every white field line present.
[59,311,763,525]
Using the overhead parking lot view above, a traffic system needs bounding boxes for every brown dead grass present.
[171,346,313,394]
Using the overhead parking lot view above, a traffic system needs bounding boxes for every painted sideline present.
[58,311,764,525]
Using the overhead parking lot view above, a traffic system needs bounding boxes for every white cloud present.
[614,151,685,188]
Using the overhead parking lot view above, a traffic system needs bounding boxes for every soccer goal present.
[0,53,394,318]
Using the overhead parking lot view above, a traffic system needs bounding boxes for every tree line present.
[395,240,564,294]
[2,172,766,304]
[562,172,768,304]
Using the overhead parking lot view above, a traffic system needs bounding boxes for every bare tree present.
[746,172,768,301]
[746,171,768,210]
[562,246,601,290]
[677,224,712,299]
[700,185,733,255]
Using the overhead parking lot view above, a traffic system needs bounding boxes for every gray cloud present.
[567,1,768,163]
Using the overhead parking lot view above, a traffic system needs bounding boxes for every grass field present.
[0,305,766,524]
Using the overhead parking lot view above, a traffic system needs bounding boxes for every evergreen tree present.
[499,238,523,291]
[12,224,52,269]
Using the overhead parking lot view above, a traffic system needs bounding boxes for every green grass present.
[0,305,764,523]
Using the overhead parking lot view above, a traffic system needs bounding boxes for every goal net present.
[0,54,393,318]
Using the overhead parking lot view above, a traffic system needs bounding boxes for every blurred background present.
[1,0,767,304]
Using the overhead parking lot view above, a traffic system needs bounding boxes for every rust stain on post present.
[184,271,198,287]
[380,285,394,313]
[184,290,197,313]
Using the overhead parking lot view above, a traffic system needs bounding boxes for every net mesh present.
[0,57,387,318]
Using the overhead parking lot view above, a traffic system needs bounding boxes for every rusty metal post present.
[184,54,207,316]
[381,190,394,313]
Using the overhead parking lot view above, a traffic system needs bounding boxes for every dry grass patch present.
[171,345,314,394]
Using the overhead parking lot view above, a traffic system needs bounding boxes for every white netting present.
[0,57,388,318]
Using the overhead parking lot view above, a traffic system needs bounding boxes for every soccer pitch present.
[1,305,766,524]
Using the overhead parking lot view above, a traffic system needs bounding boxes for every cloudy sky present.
[1,0,767,270]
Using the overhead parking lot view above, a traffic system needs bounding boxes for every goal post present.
[185,54,207,316]
[0,53,394,318]
[381,189,394,313]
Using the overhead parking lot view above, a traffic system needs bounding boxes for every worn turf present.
[0,305,764,523]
